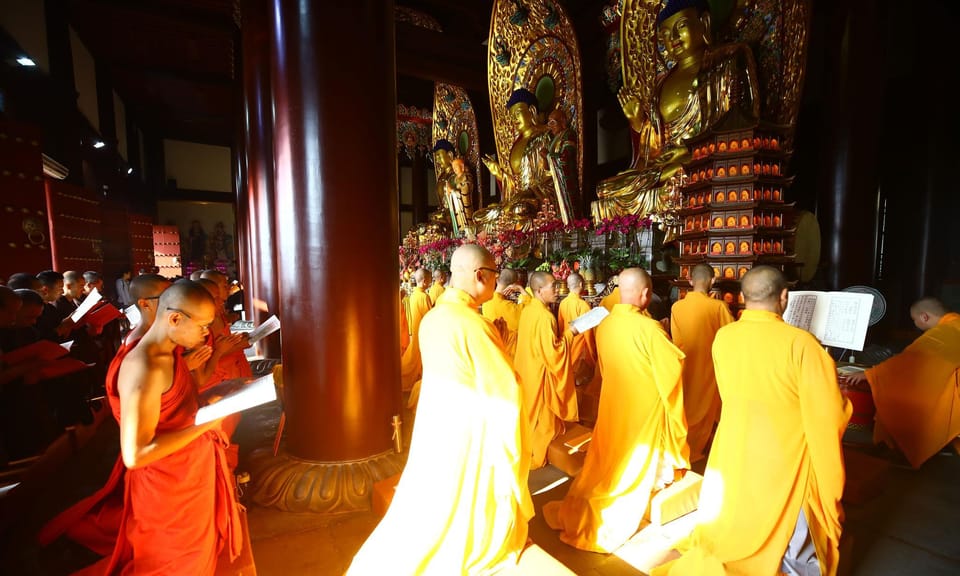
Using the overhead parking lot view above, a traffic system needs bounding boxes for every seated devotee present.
[7,272,42,292]
[54,270,85,317]
[400,267,433,393]
[515,271,580,469]
[558,272,598,385]
[35,270,74,341]
[82,270,104,297]
[36,274,174,556]
[653,266,850,576]
[670,264,734,462]
[481,267,524,356]
[543,267,688,553]
[845,297,960,468]
[94,280,242,574]
[0,286,39,385]
[427,268,447,305]
[347,244,532,575]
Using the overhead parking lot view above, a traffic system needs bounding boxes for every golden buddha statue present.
[428,140,457,227]
[444,158,475,234]
[475,89,577,231]
[592,0,760,223]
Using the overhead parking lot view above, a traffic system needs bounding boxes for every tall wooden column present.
[239,0,280,358]
[247,0,403,513]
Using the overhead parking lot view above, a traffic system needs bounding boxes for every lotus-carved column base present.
[245,448,406,513]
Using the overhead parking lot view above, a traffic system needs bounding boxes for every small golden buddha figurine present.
[592,0,760,223]
[474,88,556,230]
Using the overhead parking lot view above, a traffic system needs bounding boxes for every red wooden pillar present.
[247,0,403,512]
[240,0,281,358]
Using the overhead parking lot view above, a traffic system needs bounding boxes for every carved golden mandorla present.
[488,0,583,196]
[433,83,482,200]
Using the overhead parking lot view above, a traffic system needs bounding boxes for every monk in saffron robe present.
[654,266,849,576]
[37,275,187,556]
[481,268,523,356]
[846,297,960,468]
[559,273,599,386]
[544,267,688,553]
[600,283,620,312]
[101,280,242,574]
[427,268,447,305]
[399,287,409,354]
[670,264,734,462]
[347,244,533,575]
[515,271,581,469]
[400,267,433,392]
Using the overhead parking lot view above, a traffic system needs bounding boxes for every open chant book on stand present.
[569,306,610,334]
[783,291,874,351]
[244,315,280,346]
[195,373,277,425]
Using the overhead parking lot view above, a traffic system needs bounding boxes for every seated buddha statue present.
[592,0,760,223]
[474,88,556,231]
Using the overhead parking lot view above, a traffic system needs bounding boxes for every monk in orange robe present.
[427,268,447,305]
[481,268,523,356]
[558,273,597,374]
[515,271,580,469]
[654,266,850,576]
[347,244,532,575]
[400,268,433,392]
[399,287,409,354]
[94,280,243,574]
[670,264,734,462]
[37,275,184,556]
[544,268,688,553]
[846,297,960,468]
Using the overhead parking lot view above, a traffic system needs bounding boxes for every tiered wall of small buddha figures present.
[673,123,798,317]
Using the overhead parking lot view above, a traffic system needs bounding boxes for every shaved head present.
[741,266,788,314]
[497,268,518,289]
[567,273,583,292]
[157,280,216,348]
[414,268,432,288]
[449,243,497,302]
[195,278,220,299]
[619,267,652,307]
[910,297,948,331]
[529,271,554,293]
[8,273,41,291]
[189,270,205,281]
[691,264,714,286]
[159,280,215,315]
[130,274,171,309]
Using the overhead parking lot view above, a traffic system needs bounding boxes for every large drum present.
[840,380,875,429]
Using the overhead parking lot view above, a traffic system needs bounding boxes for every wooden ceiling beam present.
[396,23,487,92]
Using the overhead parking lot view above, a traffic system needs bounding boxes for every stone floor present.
[1,400,958,575]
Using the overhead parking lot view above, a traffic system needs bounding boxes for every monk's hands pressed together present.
[493,317,510,343]
[215,332,247,356]
[184,345,213,371]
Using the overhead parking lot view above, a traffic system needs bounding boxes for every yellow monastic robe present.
[400,286,432,391]
[515,298,578,469]
[543,304,688,553]
[600,286,620,312]
[481,291,523,357]
[399,291,410,354]
[559,292,598,384]
[347,289,533,576]
[427,280,445,306]
[865,312,960,468]
[670,291,734,461]
[654,309,850,576]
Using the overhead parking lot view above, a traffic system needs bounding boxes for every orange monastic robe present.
[37,338,140,555]
[347,288,533,575]
[515,298,578,469]
[559,292,598,385]
[670,291,734,461]
[105,348,242,575]
[400,286,433,391]
[865,312,960,468]
[600,286,620,312]
[481,291,522,357]
[427,280,445,306]
[399,290,410,354]
[655,310,850,576]
[544,303,688,552]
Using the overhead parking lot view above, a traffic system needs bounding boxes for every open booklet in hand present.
[70,287,103,323]
[246,315,280,346]
[195,373,277,425]
[569,306,610,334]
[783,290,874,351]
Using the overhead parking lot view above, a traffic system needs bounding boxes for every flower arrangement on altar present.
[417,237,462,272]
